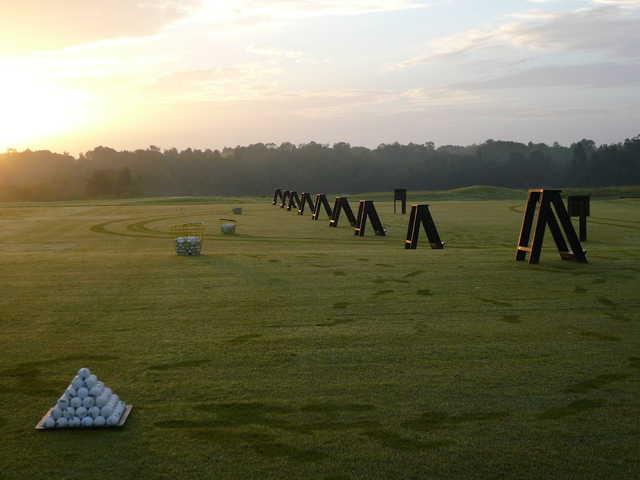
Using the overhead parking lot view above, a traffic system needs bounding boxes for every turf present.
[0,190,639,479]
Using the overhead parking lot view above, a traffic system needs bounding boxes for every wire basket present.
[219,218,237,235]
[170,223,205,256]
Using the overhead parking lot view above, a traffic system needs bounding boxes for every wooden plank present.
[36,405,133,430]
[516,190,540,261]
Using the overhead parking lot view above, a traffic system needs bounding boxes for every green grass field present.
[1,187,639,479]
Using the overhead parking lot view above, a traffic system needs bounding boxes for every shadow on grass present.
[147,359,210,371]
[478,297,513,307]
[300,403,375,413]
[0,354,119,397]
[403,411,509,432]
[363,429,450,451]
[404,270,425,278]
[577,331,621,342]
[537,399,604,420]
[373,290,394,297]
[500,314,522,324]
[564,374,629,394]
[228,334,262,345]
[316,317,356,327]
[154,401,386,461]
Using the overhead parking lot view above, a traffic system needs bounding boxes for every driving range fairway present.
[1,188,639,479]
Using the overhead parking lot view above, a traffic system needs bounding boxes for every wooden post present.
[312,194,332,220]
[568,195,590,241]
[404,204,444,249]
[394,189,407,214]
[354,200,386,236]
[516,189,587,264]
[329,197,357,228]
[298,192,316,216]
[272,189,283,205]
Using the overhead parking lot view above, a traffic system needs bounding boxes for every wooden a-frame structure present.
[354,200,386,236]
[405,204,444,249]
[312,194,333,221]
[329,196,357,228]
[287,191,301,211]
[272,189,283,206]
[298,192,315,216]
[516,189,587,264]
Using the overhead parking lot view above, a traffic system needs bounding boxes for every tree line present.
[0,136,638,201]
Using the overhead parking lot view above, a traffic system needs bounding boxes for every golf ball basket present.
[219,218,237,235]
[171,222,205,256]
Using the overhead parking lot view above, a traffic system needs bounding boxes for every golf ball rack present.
[170,222,205,256]
[36,368,132,430]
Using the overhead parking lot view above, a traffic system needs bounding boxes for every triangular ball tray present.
[35,367,133,430]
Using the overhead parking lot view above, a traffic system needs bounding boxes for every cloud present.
[453,63,640,90]
[592,0,640,5]
[134,63,483,120]
[396,4,640,68]
[171,0,432,32]
[0,1,200,54]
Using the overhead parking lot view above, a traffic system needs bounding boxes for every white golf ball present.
[78,368,91,379]
[76,406,87,418]
[96,395,108,408]
[72,377,84,390]
[89,406,100,418]
[57,397,69,409]
[77,387,89,399]
[110,394,119,404]
[63,408,75,419]
[89,385,103,397]
[86,375,98,389]
[66,387,77,398]
[44,416,56,428]
[82,397,95,408]
[69,417,81,428]
[51,407,62,420]
[94,416,106,427]
[70,397,82,408]
[81,416,94,428]
[101,406,113,418]
[107,415,119,426]
[103,387,112,397]
[56,417,69,428]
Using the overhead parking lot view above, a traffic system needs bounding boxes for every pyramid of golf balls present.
[175,236,201,256]
[42,368,128,429]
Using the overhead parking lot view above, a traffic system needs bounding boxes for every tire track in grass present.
[90,213,370,245]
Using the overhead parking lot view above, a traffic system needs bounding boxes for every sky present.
[0,0,638,154]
